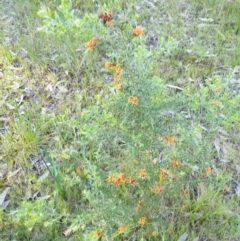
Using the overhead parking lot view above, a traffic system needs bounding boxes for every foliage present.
[0,0,239,240]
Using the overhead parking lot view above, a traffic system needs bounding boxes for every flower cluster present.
[76,166,88,177]
[107,173,135,185]
[209,99,222,106]
[132,26,143,36]
[135,200,143,212]
[150,186,163,194]
[159,169,168,183]
[105,62,123,90]
[181,189,187,196]
[118,225,127,233]
[152,231,157,236]
[115,84,122,91]
[158,169,175,183]
[84,37,98,51]
[96,230,102,238]
[166,135,174,145]
[107,173,126,185]
[105,61,115,71]
[171,160,181,168]
[205,167,212,175]
[98,12,113,26]
[128,96,138,105]
[138,169,147,179]
[138,217,146,225]
[213,85,222,93]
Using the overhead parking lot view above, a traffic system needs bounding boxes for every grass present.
[0,0,240,240]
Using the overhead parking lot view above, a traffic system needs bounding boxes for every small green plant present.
[0,115,40,168]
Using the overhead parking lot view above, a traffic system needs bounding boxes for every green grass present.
[0,0,240,240]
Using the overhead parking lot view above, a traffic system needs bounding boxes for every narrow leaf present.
[177,233,188,241]
[0,187,10,206]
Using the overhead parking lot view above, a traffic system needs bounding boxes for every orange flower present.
[169,173,175,180]
[118,225,127,233]
[224,186,230,192]
[113,73,120,82]
[181,203,186,209]
[90,36,97,44]
[155,186,163,193]
[126,176,135,184]
[115,84,122,91]
[128,96,138,105]
[181,189,187,196]
[96,230,102,238]
[76,166,82,174]
[152,231,157,236]
[138,169,146,179]
[150,186,163,193]
[107,173,126,185]
[213,85,222,93]
[205,167,212,175]
[98,12,113,25]
[105,61,113,70]
[118,173,126,183]
[161,169,168,175]
[159,174,164,183]
[105,20,111,26]
[135,206,140,212]
[107,174,114,183]
[107,174,119,185]
[166,135,174,145]
[171,160,181,168]
[135,200,142,212]
[138,217,146,225]
[133,26,143,36]
[159,169,168,183]
[84,37,97,51]
[114,179,121,185]
[115,64,122,75]
[209,99,222,106]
